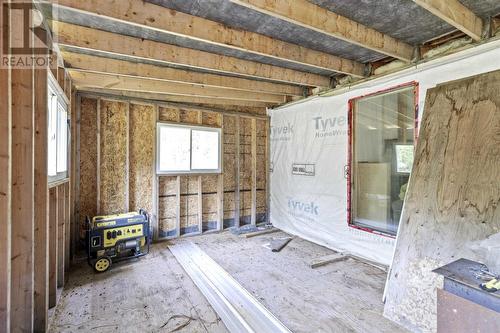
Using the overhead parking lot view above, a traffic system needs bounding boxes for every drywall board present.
[268,40,500,266]
[79,97,98,223]
[147,0,386,64]
[99,99,128,215]
[310,0,500,45]
[129,103,155,213]
[383,70,500,333]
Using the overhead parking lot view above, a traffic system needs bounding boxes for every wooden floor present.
[49,231,406,332]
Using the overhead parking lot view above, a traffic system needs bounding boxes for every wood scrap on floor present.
[310,253,348,269]
[242,227,279,238]
[310,252,388,271]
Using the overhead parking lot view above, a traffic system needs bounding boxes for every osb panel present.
[256,155,266,189]
[256,119,268,137]
[180,194,198,228]
[256,190,267,212]
[223,155,236,191]
[79,97,98,222]
[202,112,222,127]
[179,109,200,124]
[202,193,218,214]
[384,71,500,333]
[158,176,177,196]
[129,103,155,213]
[240,190,252,210]
[223,192,235,219]
[158,106,179,122]
[158,196,176,218]
[223,115,235,135]
[158,217,176,233]
[99,99,128,215]
[201,175,218,193]
[179,175,199,194]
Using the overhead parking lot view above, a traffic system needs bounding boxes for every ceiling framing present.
[41,0,500,112]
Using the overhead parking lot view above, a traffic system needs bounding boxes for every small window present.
[156,123,222,174]
[349,84,418,236]
[48,74,69,183]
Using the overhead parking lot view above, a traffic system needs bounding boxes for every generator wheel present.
[94,257,111,272]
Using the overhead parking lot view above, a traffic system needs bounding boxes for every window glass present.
[157,123,221,174]
[351,86,416,235]
[56,102,68,173]
[47,91,57,177]
[158,126,191,172]
[47,75,69,183]
[191,130,220,170]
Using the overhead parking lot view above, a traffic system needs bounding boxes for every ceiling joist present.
[61,52,305,97]
[77,87,274,108]
[229,0,415,62]
[68,70,287,103]
[413,0,483,41]
[51,21,332,87]
[51,0,365,77]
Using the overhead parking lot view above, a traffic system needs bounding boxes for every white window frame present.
[48,71,70,184]
[156,122,222,175]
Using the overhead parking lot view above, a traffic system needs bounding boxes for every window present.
[157,123,222,174]
[349,84,418,236]
[48,74,69,183]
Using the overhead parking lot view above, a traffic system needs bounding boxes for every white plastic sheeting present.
[269,40,500,265]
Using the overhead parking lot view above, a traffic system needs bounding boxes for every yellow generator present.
[86,209,151,272]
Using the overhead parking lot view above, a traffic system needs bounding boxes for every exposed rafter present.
[61,52,305,97]
[413,0,483,41]
[51,21,332,87]
[50,0,365,77]
[68,70,287,103]
[229,0,415,61]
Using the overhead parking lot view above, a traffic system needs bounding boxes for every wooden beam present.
[33,65,49,332]
[52,0,365,76]
[10,58,35,333]
[251,119,257,226]
[413,0,483,41]
[77,87,276,108]
[57,184,65,288]
[234,116,241,228]
[0,2,11,330]
[61,52,304,97]
[48,187,57,308]
[51,21,332,87]
[68,70,287,103]
[230,0,414,61]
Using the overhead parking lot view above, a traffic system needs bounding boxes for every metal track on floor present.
[169,242,291,333]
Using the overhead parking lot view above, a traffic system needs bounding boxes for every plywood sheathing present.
[99,99,128,215]
[239,117,252,224]
[384,70,500,332]
[129,103,155,213]
[78,97,97,224]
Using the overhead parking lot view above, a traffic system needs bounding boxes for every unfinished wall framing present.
[76,94,269,241]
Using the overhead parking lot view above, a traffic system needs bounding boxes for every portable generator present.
[86,209,151,272]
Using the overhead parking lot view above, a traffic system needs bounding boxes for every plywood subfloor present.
[49,232,405,332]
